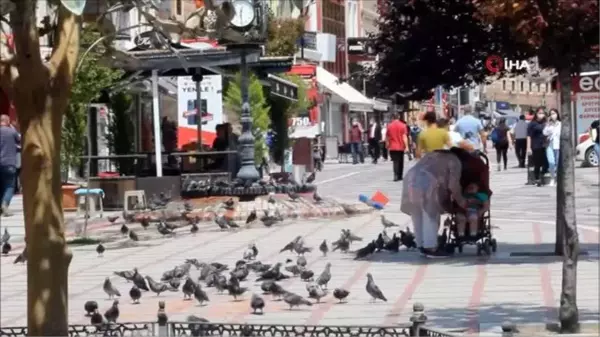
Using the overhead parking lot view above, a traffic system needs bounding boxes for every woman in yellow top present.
[416,111,453,158]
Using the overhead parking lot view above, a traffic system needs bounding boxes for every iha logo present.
[485,55,531,73]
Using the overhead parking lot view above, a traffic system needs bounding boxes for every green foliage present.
[224,72,271,164]
[370,0,531,100]
[265,12,305,57]
[106,91,135,175]
[61,25,123,172]
[268,74,310,164]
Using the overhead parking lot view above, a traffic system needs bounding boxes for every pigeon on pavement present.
[104,300,120,323]
[129,285,142,304]
[283,292,312,309]
[103,278,121,299]
[366,273,387,302]
[250,293,265,314]
[333,288,350,303]
[319,240,328,256]
[315,263,332,289]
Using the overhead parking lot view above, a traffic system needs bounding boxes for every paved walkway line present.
[226,213,379,323]
[381,264,428,325]
[533,223,558,323]
[317,171,362,185]
[466,264,488,333]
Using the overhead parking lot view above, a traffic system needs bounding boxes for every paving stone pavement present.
[0,152,598,332]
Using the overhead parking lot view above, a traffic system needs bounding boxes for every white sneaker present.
[548,179,556,186]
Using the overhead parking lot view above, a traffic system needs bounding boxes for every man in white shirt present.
[367,118,382,164]
[380,123,388,161]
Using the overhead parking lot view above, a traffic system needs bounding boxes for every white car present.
[576,138,598,167]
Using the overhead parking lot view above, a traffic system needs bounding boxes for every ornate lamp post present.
[224,0,269,183]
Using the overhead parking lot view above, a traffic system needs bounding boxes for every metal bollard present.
[410,302,427,337]
[157,301,168,336]
[501,321,518,337]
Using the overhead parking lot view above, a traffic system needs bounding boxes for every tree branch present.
[48,5,80,82]
[9,1,45,79]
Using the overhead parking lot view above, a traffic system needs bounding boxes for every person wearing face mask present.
[527,108,549,186]
[543,109,561,186]
[348,118,364,165]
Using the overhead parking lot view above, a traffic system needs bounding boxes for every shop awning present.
[267,74,298,101]
[316,67,373,112]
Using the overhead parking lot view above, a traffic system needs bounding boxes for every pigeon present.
[319,239,328,256]
[103,278,121,299]
[294,244,312,256]
[225,217,240,229]
[129,285,142,304]
[90,310,104,325]
[366,273,387,302]
[104,300,120,323]
[190,222,199,234]
[146,276,176,296]
[231,266,249,281]
[182,277,197,300]
[1,228,10,244]
[400,227,417,250]
[305,171,316,184]
[306,283,327,303]
[381,215,399,228]
[223,198,235,209]
[313,191,323,203]
[332,238,350,253]
[140,217,150,230]
[84,301,98,316]
[2,242,11,255]
[355,241,376,260]
[261,217,278,227]
[228,283,248,301]
[260,280,275,293]
[107,215,119,224]
[344,229,364,242]
[316,263,332,289]
[296,255,307,267]
[13,248,27,264]
[95,243,104,257]
[384,233,400,252]
[280,236,302,253]
[250,293,265,314]
[246,210,257,224]
[194,284,210,306]
[268,195,276,204]
[214,215,229,230]
[283,292,313,309]
[114,269,135,282]
[243,244,258,260]
[300,269,314,282]
[269,282,288,300]
[157,222,175,236]
[120,224,129,236]
[284,260,303,276]
[214,274,228,293]
[169,278,181,290]
[333,288,350,303]
[157,301,168,325]
[288,190,300,201]
[375,233,385,251]
[129,230,139,241]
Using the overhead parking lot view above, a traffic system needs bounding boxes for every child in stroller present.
[442,151,497,255]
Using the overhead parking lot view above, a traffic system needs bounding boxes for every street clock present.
[230,0,256,30]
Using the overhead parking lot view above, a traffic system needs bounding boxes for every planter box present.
[62,184,79,211]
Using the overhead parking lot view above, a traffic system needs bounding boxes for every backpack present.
[490,128,499,143]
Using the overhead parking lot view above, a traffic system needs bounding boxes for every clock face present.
[231,0,255,28]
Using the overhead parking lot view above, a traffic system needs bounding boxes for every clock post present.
[222,0,269,183]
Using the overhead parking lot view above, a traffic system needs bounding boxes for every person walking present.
[367,118,382,164]
[527,110,549,187]
[348,119,363,165]
[0,114,20,216]
[380,121,388,161]
[416,111,452,158]
[491,118,511,171]
[543,109,561,186]
[386,113,409,181]
[454,110,486,153]
[511,115,528,168]
[409,118,421,159]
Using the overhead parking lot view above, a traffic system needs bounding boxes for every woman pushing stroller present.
[400,117,491,258]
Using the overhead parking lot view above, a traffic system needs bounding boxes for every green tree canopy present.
[62,24,123,173]
[224,72,271,164]
[265,14,305,57]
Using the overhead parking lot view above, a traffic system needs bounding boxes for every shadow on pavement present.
[425,301,600,330]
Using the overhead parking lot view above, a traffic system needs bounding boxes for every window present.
[176,0,182,15]
[511,81,515,91]
[520,81,524,92]
[529,82,533,92]
[537,84,541,92]
[502,80,506,91]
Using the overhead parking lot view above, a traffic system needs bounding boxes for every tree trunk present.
[7,3,79,335]
[556,67,580,333]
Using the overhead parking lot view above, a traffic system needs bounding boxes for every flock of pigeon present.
[82,214,418,325]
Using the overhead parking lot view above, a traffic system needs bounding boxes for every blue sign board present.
[496,101,510,110]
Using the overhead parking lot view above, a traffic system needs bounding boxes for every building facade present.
[482,76,558,113]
